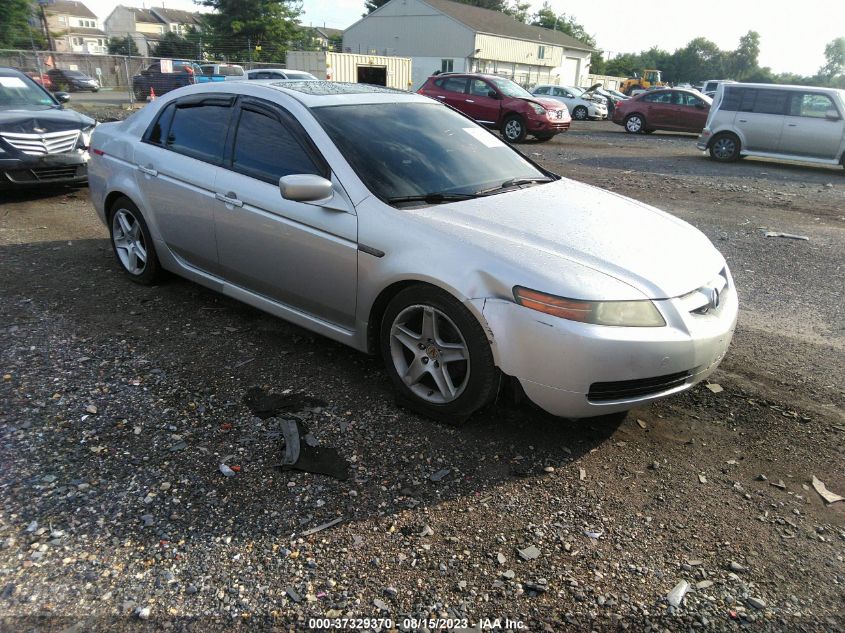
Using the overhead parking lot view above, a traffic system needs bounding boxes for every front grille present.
[588,370,692,402]
[0,130,80,156]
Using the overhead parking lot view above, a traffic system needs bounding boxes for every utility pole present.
[38,2,55,52]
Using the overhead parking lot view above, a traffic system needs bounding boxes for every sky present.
[85,0,843,76]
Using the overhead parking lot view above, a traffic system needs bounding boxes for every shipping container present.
[285,51,412,91]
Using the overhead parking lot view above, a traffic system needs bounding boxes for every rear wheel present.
[380,285,498,425]
[133,86,149,100]
[709,133,741,162]
[108,197,161,285]
[502,115,527,143]
[624,114,645,134]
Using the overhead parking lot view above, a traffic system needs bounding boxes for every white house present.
[342,0,594,88]
[44,0,108,55]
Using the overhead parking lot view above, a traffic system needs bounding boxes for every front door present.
[780,92,845,159]
[213,98,358,328]
[462,79,501,126]
[672,91,710,132]
[133,95,234,274]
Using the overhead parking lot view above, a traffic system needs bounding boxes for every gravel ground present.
[1,118,843,632]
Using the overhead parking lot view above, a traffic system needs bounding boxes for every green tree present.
[107,35,139,56]
[725,30,760,80]
[199,0,302,62]
[818,37,845,79]
[154,32,197,58]
[503,1,531,23]
[530,2,595,47]
[0,0,41,49]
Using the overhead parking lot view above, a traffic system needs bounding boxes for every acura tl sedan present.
[88,81,737,424]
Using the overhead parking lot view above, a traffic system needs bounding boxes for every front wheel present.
[501,115,527,143]
[573,106,588,120]
[380,285,498,425]
[109,197,161,285]
[624,114,645,134]
[709,133,741,162]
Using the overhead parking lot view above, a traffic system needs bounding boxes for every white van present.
[697,83,845,168]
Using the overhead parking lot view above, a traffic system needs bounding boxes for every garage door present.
[562,57,580,86]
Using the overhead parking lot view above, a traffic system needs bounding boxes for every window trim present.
[224,96,330,185]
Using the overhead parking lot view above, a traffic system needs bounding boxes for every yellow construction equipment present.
[620,70,665,95]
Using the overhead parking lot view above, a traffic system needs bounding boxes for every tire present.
[709,133,741,162]
[573,105,588,121]
[624,114,646,134]
[501,115,527,143]
[642,129,655,134]
[533,134,555,142]
[133,86,148,101]
[108,197,161,285]
[380,285,498,425]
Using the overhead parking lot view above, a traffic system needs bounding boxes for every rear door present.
[213,98,358,328]
[133,94,234,274]
[462,78,501,126]
[640,91,675,128]
[426,76,468,109]
[735,88,787,152]
[779,91,844,159]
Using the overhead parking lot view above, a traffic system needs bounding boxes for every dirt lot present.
[1,120,843,632]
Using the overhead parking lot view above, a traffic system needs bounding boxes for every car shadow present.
[0,238,628,545]
[0,183,87,202]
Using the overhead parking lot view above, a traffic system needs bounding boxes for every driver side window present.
[469,79,493,97]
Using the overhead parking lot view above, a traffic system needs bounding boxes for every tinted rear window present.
[733,88,790,115]
[434,77,467,93]
[166,102,231,164]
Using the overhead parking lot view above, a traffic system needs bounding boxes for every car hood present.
[0,107,95,134]
[412,178,724,300]
[519,96,566,110]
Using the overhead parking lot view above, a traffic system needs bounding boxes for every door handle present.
[137,165,157,176]
[215,192,243,207]
[435,95,445,99]
[738,119,747,123]
[787,123,798,127]
[465,99,475,103]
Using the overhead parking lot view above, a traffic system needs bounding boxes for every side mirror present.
[825,109,841,121]
[54,92,70,103]
[279,174,333,203]
[695,102,706,109]
[487,90,498,99]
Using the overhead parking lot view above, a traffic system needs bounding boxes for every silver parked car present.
[247,68,318,81]
[88,81,737,423]
[531,84,608,120]
[698,83,845,167]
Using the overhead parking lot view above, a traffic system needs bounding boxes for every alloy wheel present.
[712,136,737,160]
[389,305,470,404]
[504,119,523,141]
[625,115,643,133]
[112,208,148,275]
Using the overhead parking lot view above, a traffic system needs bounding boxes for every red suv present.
[418,73,571,143]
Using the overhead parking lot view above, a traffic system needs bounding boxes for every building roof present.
[312,26,343,40]
[46,0,97,19]
[151,7,203,26]
[123,7,164,24]
[422,0,595,52]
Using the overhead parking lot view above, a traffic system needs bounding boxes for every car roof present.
[157,80,430,108]
[0,67,27,78]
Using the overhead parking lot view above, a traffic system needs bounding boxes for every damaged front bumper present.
[473,280,738,418]
[0,151,89,187]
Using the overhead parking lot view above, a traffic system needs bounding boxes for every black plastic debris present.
[243,386,326,420]
[279,419,349,480]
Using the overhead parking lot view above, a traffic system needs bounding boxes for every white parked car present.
[531,84,608,120]
[199,64,245,81]
[247,68,318,81]
[87,80,736,423]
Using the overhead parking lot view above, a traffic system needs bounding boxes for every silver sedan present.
[88,81,737,424]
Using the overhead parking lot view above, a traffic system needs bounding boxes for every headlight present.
[529,102,546,115]
[513,286,666,327]
[80,124,96,148]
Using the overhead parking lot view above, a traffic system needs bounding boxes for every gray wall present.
[343,0,474,58]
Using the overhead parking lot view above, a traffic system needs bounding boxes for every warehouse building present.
[342,0,595,88]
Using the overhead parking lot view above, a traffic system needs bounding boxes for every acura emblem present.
[33,127,47,134]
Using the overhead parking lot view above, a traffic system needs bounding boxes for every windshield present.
[313,102,547,203]
[0,74,57,110]
[489,77,533,99]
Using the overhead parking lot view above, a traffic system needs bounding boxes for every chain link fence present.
[0,49,286,108]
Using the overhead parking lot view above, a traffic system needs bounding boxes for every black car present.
[0,67,95,188]
[132,60,203,100]
[46,68,99,92]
